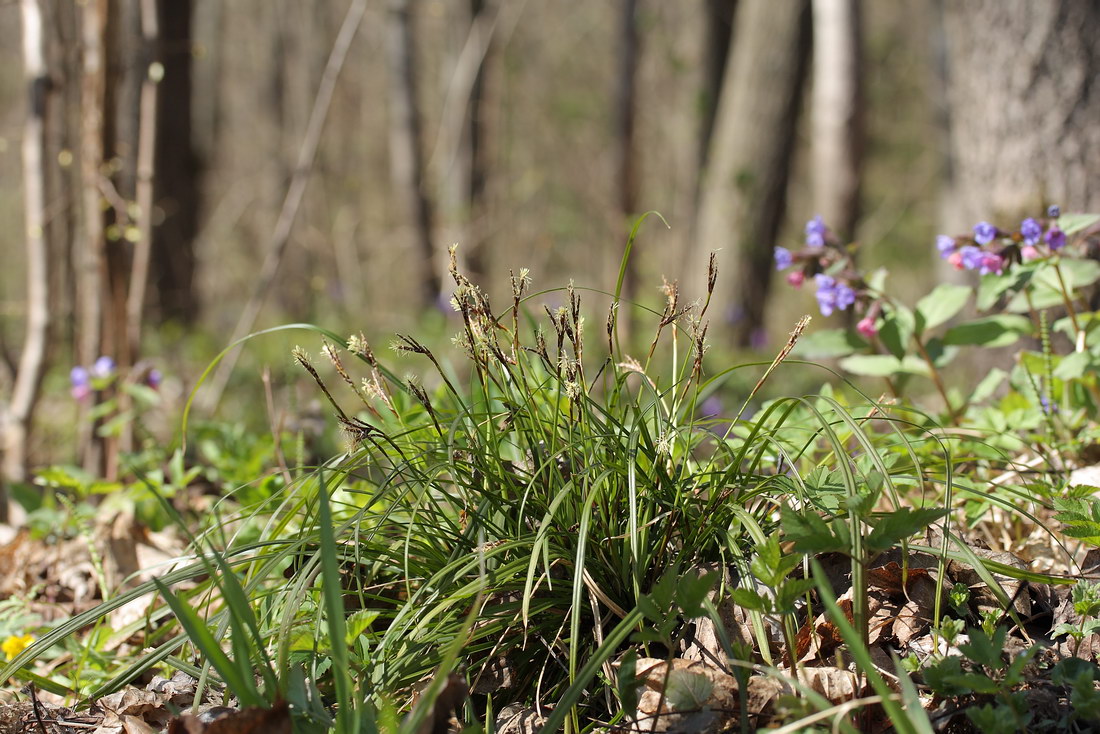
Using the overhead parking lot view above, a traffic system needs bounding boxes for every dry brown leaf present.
[494,704,546,734]
[632,658,739,733]
[167,700,291,734]
[867,562,931,596]
[799,666,859,704]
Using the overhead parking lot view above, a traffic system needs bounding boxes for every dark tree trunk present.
[943,0,1100,222]
[614,0,641,306]
[694,0,812,347]
[698,0,737,175]
[386,0,439,307]
[151,0,200,323]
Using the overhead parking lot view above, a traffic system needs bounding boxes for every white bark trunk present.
[2,0,52,520]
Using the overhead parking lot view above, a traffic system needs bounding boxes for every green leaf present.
[731,587,769,613]
[958,626,1006,670]
[781,505,847,555]
[1060,213,1100,236]
[1055,351,1094,380]
[916,284,971,332]
[154,580,265,707]
[977,267,1033,311]
[675,570,718,619]
[971,368,1008,404]
[837,354,930,378]
[664,669,714,712]
[865,507,949,554]
[774,577,816,614]
[792,328,867,359]
[942,315,1033,347]
[879,305,915,360]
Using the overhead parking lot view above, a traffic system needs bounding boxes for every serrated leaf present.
[865,507,949,554]
[781,504,847,555]
[916,284,971,332]
[959,626,1006,670]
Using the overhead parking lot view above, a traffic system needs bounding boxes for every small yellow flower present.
[2,633,34,659]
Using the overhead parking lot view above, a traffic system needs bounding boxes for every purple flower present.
[700,395,723,419]
[146,369,163,390]
[1045,225,1066,250]
[959,245,984,270]
[1048,204,1061,219]
[91,356,115,379]
[70,366,90,388]
[774,246,793,270]
[814,274,855,317]
[973,221,997,245]
[1020,218,1042,246]
[979,253,1005,276]
[805,215,827,248]
[936,235,955,259]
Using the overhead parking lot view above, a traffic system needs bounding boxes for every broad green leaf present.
[916,284,971,332]
[879,305,915,360]
[793,328,867,359]
[838,354,930,378]
[1054,351,1093,380]
[971,368,1007,403]
[977,266,1033,311]
[664,669,714,712]
[943,315,1033,347]
[1060,213,1100,236]
[731,587,769,613]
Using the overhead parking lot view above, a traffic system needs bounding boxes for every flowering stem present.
[914,336,957,424]
[1051,260,1084,350]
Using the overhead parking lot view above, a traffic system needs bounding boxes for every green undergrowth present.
[1,225,1086,733]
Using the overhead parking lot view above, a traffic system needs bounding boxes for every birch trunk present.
[2,0,53,521]
[811,0,863,241]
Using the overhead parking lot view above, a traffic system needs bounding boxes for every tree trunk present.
[943,0,1100,222]
[694,0,811,347]
[698,0,737,175]
[614,0,641,307]
[2,0,53,521]
[386,0,439,307]
[811,0,863,242]
[77,0,109,475]
[151,0,200,324]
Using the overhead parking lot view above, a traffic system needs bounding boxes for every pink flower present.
[71,383,92,402]
[786,271,805,288]
[1021,245,1040,261]
[979,253,1005,275]
[856,317,878,339]
[948,251,964,270]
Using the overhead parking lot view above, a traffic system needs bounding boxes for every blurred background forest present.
[1,0,1098,510]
